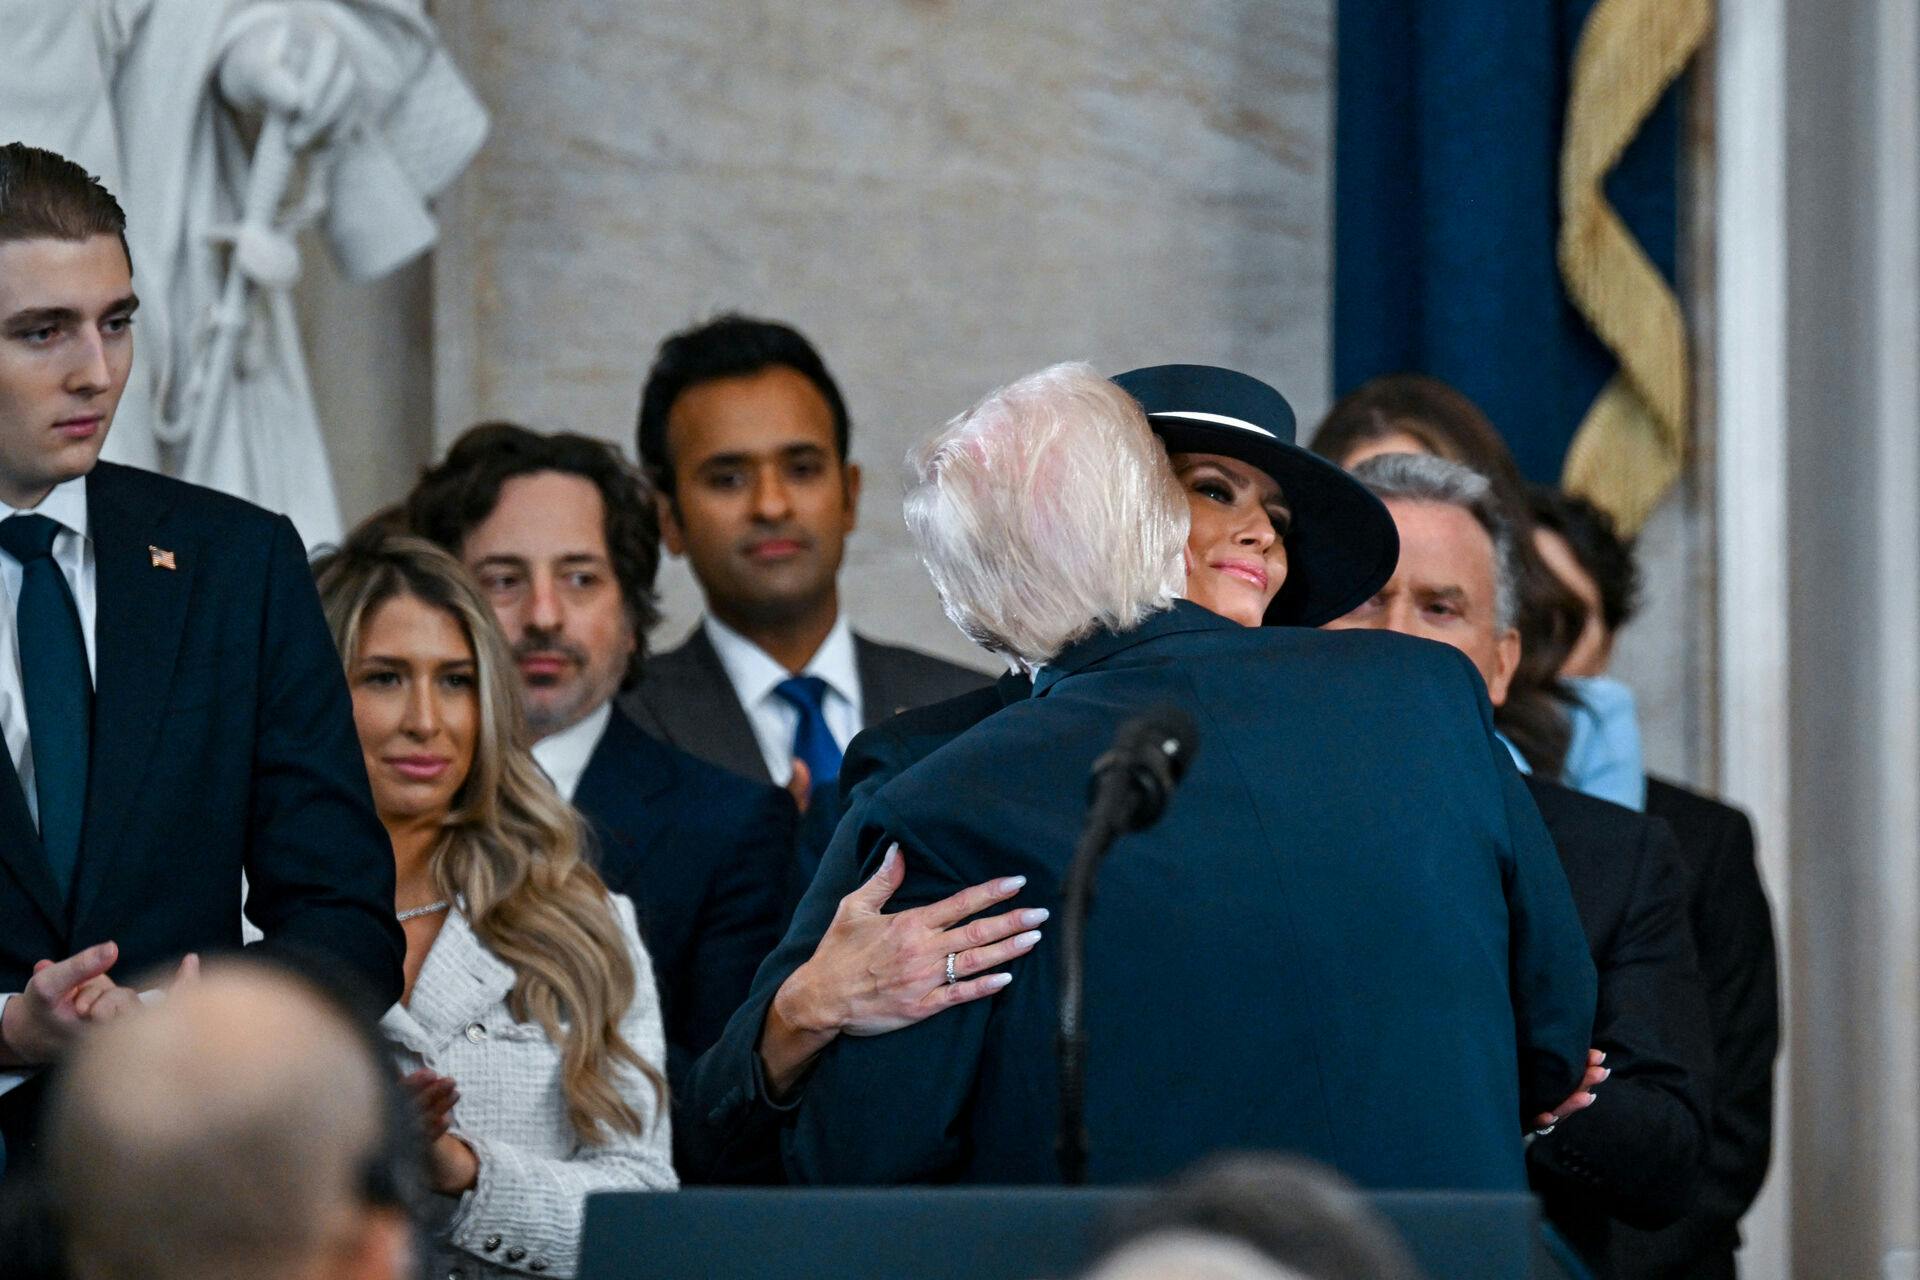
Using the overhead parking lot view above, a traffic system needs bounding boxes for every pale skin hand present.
[0,943,118,1065]
[401,1068,480,1195]
[1533,1049,1610,1131]
[65,952,200,1024]
[0,942,133,1066]
[759,844,1046,1098]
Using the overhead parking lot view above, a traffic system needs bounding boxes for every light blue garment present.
[1560,676,1645,810]
[1496,730,1533,775]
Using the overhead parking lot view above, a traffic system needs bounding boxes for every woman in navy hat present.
[1112,364,1400,630]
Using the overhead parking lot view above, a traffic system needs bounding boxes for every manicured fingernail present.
[881,846,898,871]
[1020,908,1050,926]
[1596,1051,1607,1063]
[1014,930,1042,949]
[985,973,1013,989]
[996,876,1027,894]
[1598,1068,1611,1082]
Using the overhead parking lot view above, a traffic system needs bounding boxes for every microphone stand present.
[1054,801,1126,1186]
[1053,708,1195,1186]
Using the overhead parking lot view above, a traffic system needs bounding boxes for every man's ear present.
[1486,627,1522,708]
[657,490,685,557]
[841,461,862,533]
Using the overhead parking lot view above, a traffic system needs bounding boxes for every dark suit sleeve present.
[1529,818,1711,1228]
[1690,806,1779,1227]
[1615,802,1779,1271]
[1494,742,1599,1123]
[782,804,989,1184]
[677,780,887,1183]
[669,781,795,1077]
[241,516,404,1011]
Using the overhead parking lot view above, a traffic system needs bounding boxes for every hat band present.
[1150,410,1274,438]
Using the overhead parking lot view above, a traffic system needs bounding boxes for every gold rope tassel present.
[1558,0,1712,534]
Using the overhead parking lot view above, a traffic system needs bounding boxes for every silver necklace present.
[396,900,451,923]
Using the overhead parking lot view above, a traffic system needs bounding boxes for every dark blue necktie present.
[774,675,842,798]
[0,514,90,899]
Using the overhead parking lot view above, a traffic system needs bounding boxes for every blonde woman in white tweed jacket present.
[315,534,677,1280]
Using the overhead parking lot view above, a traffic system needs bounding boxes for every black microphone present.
[1085,708,1199,833]
[1056,708,1199,1185]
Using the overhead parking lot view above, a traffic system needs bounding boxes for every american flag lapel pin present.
[149,545,177,570]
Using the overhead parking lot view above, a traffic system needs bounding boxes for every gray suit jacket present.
[622,624,991,784]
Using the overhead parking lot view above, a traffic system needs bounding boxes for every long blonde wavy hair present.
[313,532,664,1141]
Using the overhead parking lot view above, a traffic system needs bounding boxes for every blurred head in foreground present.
[45,960,417,1280]
[1085,1232,1312,1280]
[1091,1154,1425,1280]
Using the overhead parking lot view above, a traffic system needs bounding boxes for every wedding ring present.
[945,952,959,985]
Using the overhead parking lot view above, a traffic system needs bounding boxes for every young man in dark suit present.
[627,315,987,820]
[1330,453,1716,1271]
[0,144,403,1169]
[403,425,796,1119]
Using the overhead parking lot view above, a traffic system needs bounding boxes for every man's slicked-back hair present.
[404,421,663,682]
[1353,452,1521,634]
[636,313,850,497]
[0,142,131,267]
[904,361,1188,668]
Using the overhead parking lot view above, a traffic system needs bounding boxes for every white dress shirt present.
[529,700,612,804]
[702,613,860,786]
[0,475,96,1095]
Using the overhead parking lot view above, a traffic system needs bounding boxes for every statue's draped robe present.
[0,0,485,546]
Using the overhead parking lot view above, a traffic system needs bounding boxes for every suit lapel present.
[392,910,515,1046]
[71,465,193,930]
[853,635,891,729]
[574,711,675,840]
[0,747,64,935]
[641,629,771,783]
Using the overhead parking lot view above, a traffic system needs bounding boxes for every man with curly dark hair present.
[403,423,796,1169]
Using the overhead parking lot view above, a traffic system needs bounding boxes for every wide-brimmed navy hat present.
[1112,364,1399,627]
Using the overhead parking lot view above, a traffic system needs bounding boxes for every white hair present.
[1085,1232,1311,1280]
[904,362,1189,668]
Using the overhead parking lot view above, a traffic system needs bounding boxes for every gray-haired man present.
[1328,454,1713,1270]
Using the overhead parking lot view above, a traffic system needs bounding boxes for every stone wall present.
[431,1,1332,667]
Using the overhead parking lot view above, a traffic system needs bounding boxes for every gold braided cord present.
[1557,0,1712,533]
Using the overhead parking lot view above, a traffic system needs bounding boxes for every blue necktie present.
[0,514,90,900]
[774,675,842,798]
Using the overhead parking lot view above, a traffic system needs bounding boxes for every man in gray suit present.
[628,315,988,817]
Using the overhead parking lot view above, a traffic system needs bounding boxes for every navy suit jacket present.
[1523,779,1712,1268]
[0,464,404,1163]
[784,603,1596,1189]
[570,707,795,1100]
[677,675,1026,1183]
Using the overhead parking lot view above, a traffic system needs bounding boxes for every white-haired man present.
[782,362,1597,1190]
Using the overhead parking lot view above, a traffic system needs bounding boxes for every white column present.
[1714,0,1790,1273]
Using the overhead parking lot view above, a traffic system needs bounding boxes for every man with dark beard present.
[403,424,796,1130]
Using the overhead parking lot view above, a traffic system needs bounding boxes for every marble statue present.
[0,0,487,546]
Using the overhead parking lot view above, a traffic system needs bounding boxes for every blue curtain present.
[1332,0,1683,484]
